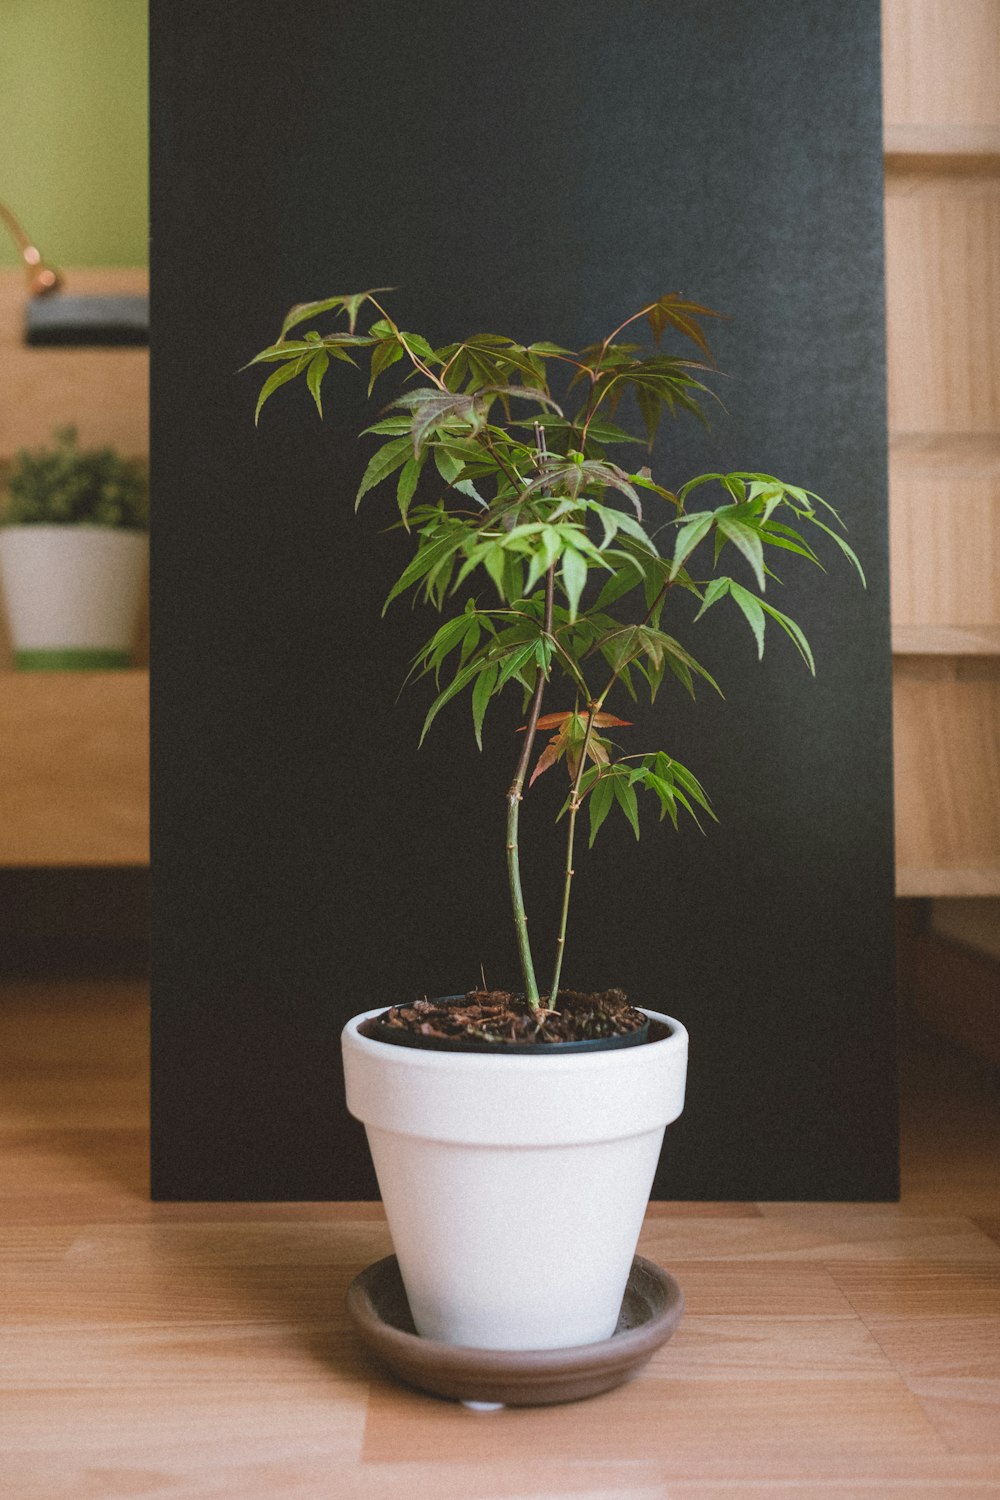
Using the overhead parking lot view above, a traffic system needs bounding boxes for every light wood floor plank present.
[3,978,1000,1497]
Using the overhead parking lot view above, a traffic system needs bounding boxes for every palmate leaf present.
[807,516,867,586]
[727,580,766,658]
[368,338,404,394]
[306,351,329,417]
[644,294,722,361]
[523,710,630,789]
[420,657,484,745]
[755,595,816,673]
[356,436,412,507]
[254,357,305,425]
[279,287,394,339]
[560,543,589,622]
[383,523,466,612]
[396,452,425,523]
[669,511,715,576]
[520,457,643,515]
[399,391,482,454]
[613,776,641,839]
[696,577,815,673]
[716,515,766,590]
[245,333,370,366]
[588,773,616,846]
[471,661,499,750]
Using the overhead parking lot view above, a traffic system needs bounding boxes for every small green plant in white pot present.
[249,289,864,1399]
[0,427,148,670]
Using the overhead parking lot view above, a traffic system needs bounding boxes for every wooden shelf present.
[882,0,1000,152]
[0,670,148,865]
[890,432,1000,474]
[893,658,1000,897]
[893,625,1000,655]
[889,435,1000,640]
[885,172,1000,434]
[885,123,1000,170]
[897,865,1000,898]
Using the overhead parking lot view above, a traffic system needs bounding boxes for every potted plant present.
[0,426,148,670]
[248,289,864,1398]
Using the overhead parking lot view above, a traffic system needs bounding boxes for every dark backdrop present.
[150,0,896,1200]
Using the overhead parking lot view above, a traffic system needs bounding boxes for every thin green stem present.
[506,564,555,1007]
[548,573,675,1003]
[548,701,600,1005]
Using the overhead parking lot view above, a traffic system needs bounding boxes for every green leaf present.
[646,630,723,695]
[693,575,731,621]
[808,517,867,586]
[356,437,412,508]
[471,661,498,749]
[670,511,715,577]
[561,545,588,622]
[368,339,404,394]
[400,331,436,362]
[757,597,816,673]
[418,612,474,676]
[244,339,326,367]
[496,641,538,689]
[727,581,766,658]
[595,565,642,610]
[668,760,717,819]
[255,359,303,425]
[588,774,616,847]
[483,542,507,596]
[396,455,424,523]
[280,287,393,340]
[384,529,465,612]
[306,351,329,417]
[613,776,641,840]
[582,417,645,446]
[716,517,766,590]
[361,415,412,436]
[420,658,483,745]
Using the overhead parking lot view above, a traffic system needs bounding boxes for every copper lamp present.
[0,199,148,347]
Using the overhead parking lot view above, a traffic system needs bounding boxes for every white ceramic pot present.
[0,524,148,670]
[342,1007,688,1351]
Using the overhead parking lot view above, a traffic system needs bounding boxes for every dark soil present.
[373,989,648,1047]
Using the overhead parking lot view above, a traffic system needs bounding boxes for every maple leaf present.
[518,710,631,787]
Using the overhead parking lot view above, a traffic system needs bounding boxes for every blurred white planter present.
[0,525,148,670]
[342,1007,688,1351]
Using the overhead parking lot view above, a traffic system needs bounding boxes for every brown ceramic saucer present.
[346,1253,683,1407]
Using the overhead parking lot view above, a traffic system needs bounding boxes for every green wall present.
[0,0,147,269]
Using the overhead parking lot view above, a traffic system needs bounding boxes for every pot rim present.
[343,1005,687,1071]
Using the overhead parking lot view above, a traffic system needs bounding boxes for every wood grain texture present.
[884,123,1000,168]
[883,0,1000,131]
[3,978,1000,1496]
[889,436,1000,635]
[881,0,1000,132]
[0,671,149,864]
[893,658,1000,894]
[885,173,1000,433]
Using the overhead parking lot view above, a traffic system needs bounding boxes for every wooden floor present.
[2,980,999,1499]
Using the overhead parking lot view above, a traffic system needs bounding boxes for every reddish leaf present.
[521,710,632,732]
[529,734,563,787]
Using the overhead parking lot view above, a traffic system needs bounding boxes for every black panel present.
[151,0,895,1200]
